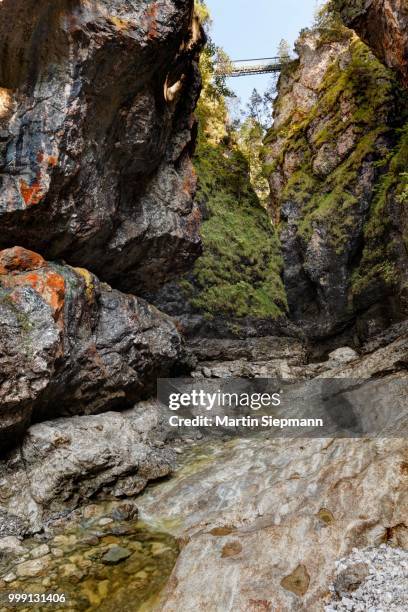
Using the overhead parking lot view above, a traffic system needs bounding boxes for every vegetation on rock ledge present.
[181,2,287,320]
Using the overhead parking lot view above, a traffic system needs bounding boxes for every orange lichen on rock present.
[19,178,44,206]
[10,270,65,322]
[145,3,158,39]
[0,247,65,321]
[20,152,58,206]
[0,247,45,274]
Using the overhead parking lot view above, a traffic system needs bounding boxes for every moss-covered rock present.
[187,136,287,320]
[264,21,408,339]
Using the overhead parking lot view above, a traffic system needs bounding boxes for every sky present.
[205,0,322,108]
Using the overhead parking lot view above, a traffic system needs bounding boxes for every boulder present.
[0,401,174,535]
[0,247,185,451]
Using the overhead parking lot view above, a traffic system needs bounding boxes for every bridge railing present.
[215,56,291,77]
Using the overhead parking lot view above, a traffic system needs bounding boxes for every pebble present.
[15,556,50,578]
[98,517,113,526]
[325,545,408,611]
[102,546,132,565]
[30,544,50,558]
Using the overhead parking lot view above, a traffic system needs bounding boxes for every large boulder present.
[0,402,174,536]
[0,0,203,293]
[335,0,408,85]
[0,247,185,452]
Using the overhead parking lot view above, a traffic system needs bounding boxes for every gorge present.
[0,1,407,610]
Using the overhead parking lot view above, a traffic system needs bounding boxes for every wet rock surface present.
[0,0,203,293]
[0,402,175,537]
[0,247,185,450]
[0,501,179,612]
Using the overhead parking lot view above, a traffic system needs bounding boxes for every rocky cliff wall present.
[335,0,408,86]
[0,0,203,452]
[0,0,203,293]
[264,20,408,340]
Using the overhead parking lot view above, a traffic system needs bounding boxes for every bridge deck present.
[215,57,287,78]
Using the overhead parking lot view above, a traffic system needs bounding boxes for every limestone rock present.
[336,0,408,86]
[138,435,407,611]
[264,25,407,339]
[0,401,175,535]
[0,247,185,450]
[327,347,359,363]
[0,0,203,293]
[133,333,408,611]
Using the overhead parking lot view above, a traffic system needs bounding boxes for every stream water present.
[0,502,179,612]
[0,441,226,612]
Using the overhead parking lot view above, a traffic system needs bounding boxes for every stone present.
[337,0,408,86]
[0,248,185,450]
[30,544,50,559]
[0,0,204,294]
[333,562,370,597]
[51,549,64,558]
[102,547,132,565]
[0,402,175,535]
[15,557,50,578]
[328,347,359,363]
[0,536,25,556]
[326,545,408,610]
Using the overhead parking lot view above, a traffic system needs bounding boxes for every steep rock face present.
[0,0,203,293]
[0,247,184,452]
[335,0,408,85]
[264,26,408,339]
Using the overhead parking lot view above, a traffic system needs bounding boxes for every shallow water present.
[0,502,179,612]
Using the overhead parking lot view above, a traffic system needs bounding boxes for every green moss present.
[265,33,399,256]
[189,138,287,319]
[351,123,408,295]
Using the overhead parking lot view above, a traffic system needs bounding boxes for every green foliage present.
[351,122,408,295]
[190,138,287,319]
[265,34,399,254]
[186,1,287,320]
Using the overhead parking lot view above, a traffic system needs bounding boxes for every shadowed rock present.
[0,247,185,451]
[336,0,408,86]
[0,0,203,293]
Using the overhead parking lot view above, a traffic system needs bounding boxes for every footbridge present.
[215,56,289,78]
